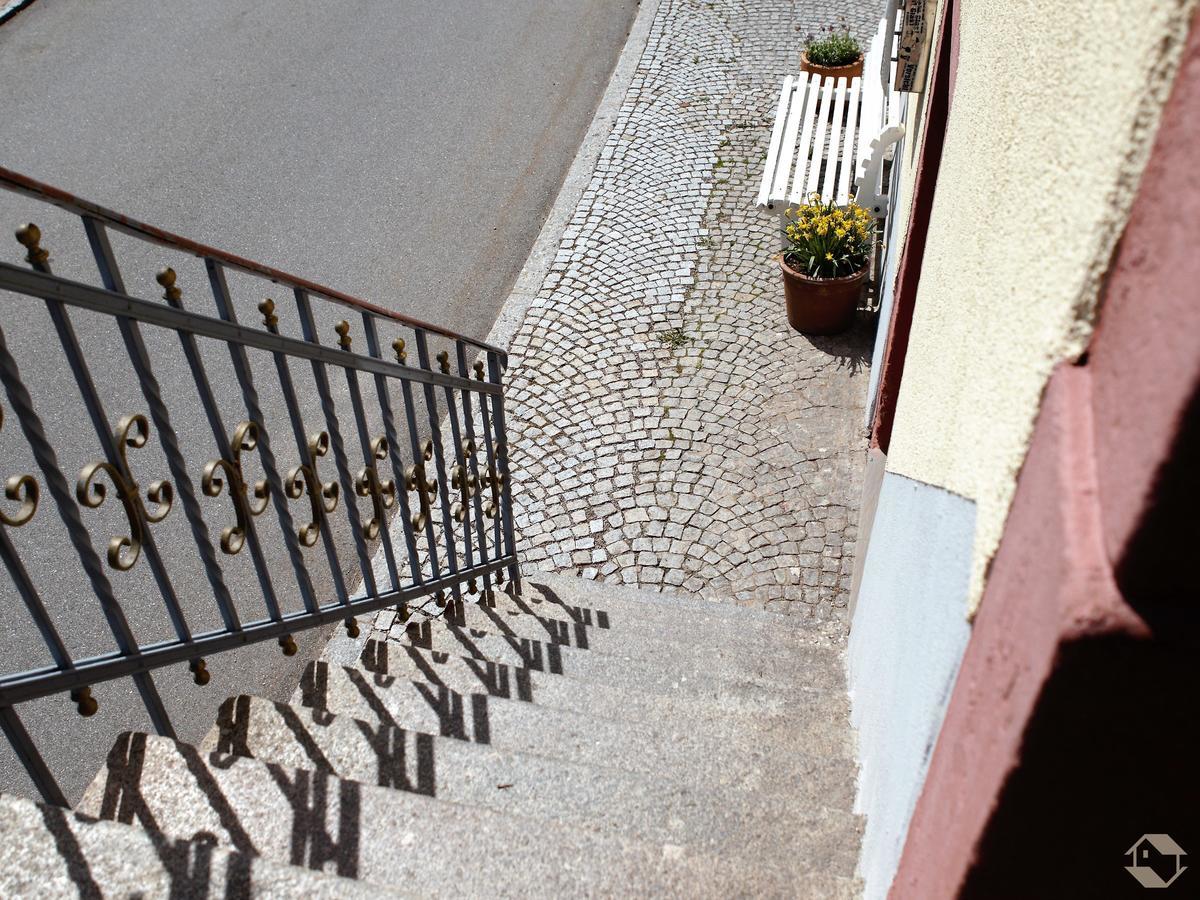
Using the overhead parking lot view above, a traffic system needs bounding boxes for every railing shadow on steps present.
[0,166,520,807]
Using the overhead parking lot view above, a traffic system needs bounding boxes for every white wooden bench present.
[756,0,904,219]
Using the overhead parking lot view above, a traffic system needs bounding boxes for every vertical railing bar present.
[205,261,319,617]
[0,319,173,737]
[83,218,241,633]
[160,269,281,627]
[0,706,68,807]
[414,332,461,603]
[337,331,400,592]
[439,351,475,587]
[29,251,194,647]
[258,301,349,608]
[292,289,378,599]
[397,363,443,587]
[475,354,503,584]
[360,314,423,588]
[0,527,72,670]
[486,352,521,593]
[455,342,493,597]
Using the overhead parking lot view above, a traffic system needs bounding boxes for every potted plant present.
[801,25,863,80]
[777,195,873,335]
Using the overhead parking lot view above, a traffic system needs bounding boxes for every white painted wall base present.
[848,471,974,900]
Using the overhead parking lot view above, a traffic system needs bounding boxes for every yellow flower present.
[825,252,834,261]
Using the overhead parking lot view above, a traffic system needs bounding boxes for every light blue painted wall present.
[848,470,975,900]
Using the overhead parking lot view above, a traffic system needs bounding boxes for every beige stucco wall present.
[885,0,1197,612]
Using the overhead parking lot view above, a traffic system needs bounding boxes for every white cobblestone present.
[504,0,879,626]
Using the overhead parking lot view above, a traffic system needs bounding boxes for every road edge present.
[483,0,662,352]
[317,0,662,668]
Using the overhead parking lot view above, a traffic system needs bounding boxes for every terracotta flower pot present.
[800,50,864,81]
[778,254,866,335]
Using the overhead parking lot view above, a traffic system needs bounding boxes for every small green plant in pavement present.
[657,327,693,350]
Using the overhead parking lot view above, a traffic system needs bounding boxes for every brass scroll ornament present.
[356,436,396,541]
[77,414,173,571]
[405,440,437,530]
[285,431,338,547]
[203,421,269,555]
[0,405,38,528]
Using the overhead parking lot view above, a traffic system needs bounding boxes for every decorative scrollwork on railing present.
[355,436,396,541]
[285,431,339,547]
[450,439,478,523]
[405,439,437,530]
[76,414,173,570]
[202,421,270,555]
[0,405,38,528]
[481,462,505,520]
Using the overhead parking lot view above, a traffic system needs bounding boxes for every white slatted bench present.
[756,1,904,219]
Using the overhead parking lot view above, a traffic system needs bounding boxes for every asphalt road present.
[0,0,638,802]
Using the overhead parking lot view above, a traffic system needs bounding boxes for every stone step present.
[200,694,863,880]
[78,733,859,898]
[387,616,842,699]
[0,791,394,899]
[501,573,845,651]
[348,640,854,759]
[403,591,843,680]
[293,656,860,802]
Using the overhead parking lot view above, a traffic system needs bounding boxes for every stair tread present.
[388,617,845,699]
[78,733,859,897]
[518,573,848,644]
[404,591,843,676]
[201,693,860,869]
[344,641,853,757]
[293,657,859,798]
[0,791,396,899]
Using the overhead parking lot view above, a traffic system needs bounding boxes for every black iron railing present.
[0,167,518,804]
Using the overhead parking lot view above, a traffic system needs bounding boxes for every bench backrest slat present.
[836,76,864,204]
[757,76,798,207]
[788,75,825,202]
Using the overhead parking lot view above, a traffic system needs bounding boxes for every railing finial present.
[436,350,450,374]
[155,267,182,302]
[258,298,278,329]
[14,223,49,267]
[335,320,352,350]
[190,658,210,686]
[392,338,407,364]
[70,686,98,717]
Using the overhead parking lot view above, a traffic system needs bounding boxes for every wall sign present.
[894,0,937,93]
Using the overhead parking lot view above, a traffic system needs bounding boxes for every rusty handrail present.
[0,166,504,359]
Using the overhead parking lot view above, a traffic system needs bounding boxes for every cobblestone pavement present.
[504,0,880,628]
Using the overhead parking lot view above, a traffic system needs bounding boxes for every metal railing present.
[0,167,518,805]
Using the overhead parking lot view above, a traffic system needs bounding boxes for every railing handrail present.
[0,166,506,360]
[0,167,520,806]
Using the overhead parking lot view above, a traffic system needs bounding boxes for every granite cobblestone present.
[505,0,879,628]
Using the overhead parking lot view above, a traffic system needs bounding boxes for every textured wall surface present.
[847,471,974,900]
[884,0,1197,612]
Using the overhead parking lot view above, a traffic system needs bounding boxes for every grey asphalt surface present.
[0,0,638,802]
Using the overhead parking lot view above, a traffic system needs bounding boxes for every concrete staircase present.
[2,573,863,898]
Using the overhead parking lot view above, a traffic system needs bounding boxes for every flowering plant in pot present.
[801,25,863,80]
[778,196,873,335]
